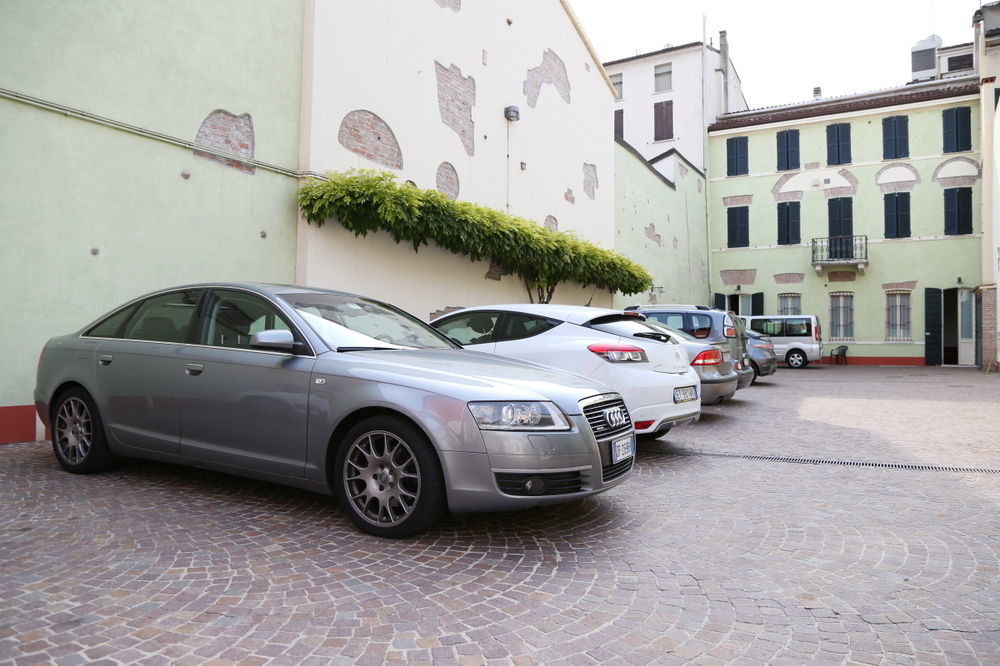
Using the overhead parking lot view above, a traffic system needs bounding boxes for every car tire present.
[51,387,115,474]
[750,362,760,384]
[335,415,445,538]
[785,349,808,369]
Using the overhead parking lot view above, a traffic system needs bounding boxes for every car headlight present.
[468,401,570,431]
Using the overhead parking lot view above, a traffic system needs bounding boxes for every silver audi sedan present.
[34,283,635,537]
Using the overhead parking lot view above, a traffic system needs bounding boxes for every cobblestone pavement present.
[1,366,998,665]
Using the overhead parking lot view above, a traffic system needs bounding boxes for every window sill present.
[653,88,674,95]
[652,138,676,144]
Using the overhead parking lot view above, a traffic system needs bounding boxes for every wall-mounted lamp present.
[504,105,520,121]
[735,284,741,292]
[957,276,963,285]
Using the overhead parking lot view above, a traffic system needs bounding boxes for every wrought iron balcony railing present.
[811,235,868,272]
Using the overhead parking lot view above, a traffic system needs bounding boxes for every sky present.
[567,0,983,109]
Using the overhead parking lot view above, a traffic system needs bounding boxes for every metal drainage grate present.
[670,450,1000,475]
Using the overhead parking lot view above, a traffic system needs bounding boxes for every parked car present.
[625,305,755,390]
[746,330,778,383]
[35,283,638,538]
[641,320,739,404]
[431,305,701,439]
[740,314,823,368]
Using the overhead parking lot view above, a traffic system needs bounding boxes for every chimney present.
[719,30,730,114]
[813,86,822,99]
[911,35,942,81]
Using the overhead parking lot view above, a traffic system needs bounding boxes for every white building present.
[603,33,747,177]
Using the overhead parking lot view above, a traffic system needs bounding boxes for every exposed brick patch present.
[582,163,598,199]
[773,273,805,284]
[875,163,920,193]
[564,188,575,204]
[485,261,509,281]
[645,224,662,246]
[932,156,981,188]
[882,281,918,290]
[771,173,802,202]
[805,162,821,170]
[433,0,460,10]
[720,269,757,286]
[429,306,463,320]
[338,110,403,169]
[829,271,856,282]
[824,168,859,198]
[543,215,558,231]
[523,49,571,107]
[193,110,255,174]
[435,162,460,199]
[678,163,688,178]
[435,62,477,156]
[723,195,753,207]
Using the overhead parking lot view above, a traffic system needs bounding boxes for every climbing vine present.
[297,170,652,302]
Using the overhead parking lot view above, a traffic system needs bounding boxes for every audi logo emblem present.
[603,406,628,429]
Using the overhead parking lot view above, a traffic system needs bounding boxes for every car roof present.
[149,282,365,299]
[435,303,641,326]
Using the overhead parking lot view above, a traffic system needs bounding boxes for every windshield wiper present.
[336,346,399,352]
[632,332,669,342]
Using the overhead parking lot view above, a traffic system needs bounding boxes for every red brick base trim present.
[818,356,927,366]
[0,405,38,444]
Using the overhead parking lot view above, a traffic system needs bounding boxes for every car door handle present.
[184,363,205,376]
[98,354,113,366]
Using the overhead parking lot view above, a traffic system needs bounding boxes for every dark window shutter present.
[789,201,801,244]
[943,108,957,153]
[898,192,910,237]
[839,124,851,164]
[896,116,909,157]
[614,109,623,139]
[777,204,789,245]
[957,106,971,151]
[714,293,727,310]
[751,292,764,316]
[925,288,942,366]
[884,193,897,238]
[788,130,799,169]
[727,137,748,176]
[727,207,749,248]
[653,100,673,141]
[958,187,972,234]
[842,198,853,234]
[827,125,838,164]
[738,137,748,175]
[727,138,737,175]
[944,188,958,235]
[882,117,893,159]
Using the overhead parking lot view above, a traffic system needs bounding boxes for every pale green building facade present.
[707,77,983,365]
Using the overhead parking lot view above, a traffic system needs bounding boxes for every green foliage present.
[297,170,653,301]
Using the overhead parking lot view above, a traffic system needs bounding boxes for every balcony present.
[811,235,869,274]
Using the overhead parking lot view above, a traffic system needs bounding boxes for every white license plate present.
[674,386,698,403]
[611,435,634,464]
[722,350,731,361]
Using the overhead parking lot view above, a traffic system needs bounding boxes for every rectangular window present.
[884,192,911,238]
[610,73,622,100]
[727,136,749,176]
[654,63,672,92]
[653,100,674,141]
[943,106,972,153]
[829,292,854,340]
[614,109,623,139]
[777,201,801,245]
[886,291,911,341]
[882,115,909,159]
[776,129,800,171]
[727,206,749,248]
[826,123,852,165]
[947,54,974,71]
[944,187,973,235]
[778,293,801,315]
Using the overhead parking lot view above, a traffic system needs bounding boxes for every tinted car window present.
[434,312,501,346]
[122,290,202,343]
[84,304,139,338]
[497,314,558,341]
[205,290,295,350]
[645,312,713,338]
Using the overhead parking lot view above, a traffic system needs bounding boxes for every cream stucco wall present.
[297,0,617,318]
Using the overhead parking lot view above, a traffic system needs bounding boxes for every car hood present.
[314,348,615,415]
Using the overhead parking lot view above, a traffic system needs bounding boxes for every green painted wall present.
[707,98,982,360]
[612,145,709,308]
[0,0,304,408]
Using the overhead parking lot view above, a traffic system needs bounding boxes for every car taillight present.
[724,326,736,338]
[691,349,723,366]
[587,343,648,362]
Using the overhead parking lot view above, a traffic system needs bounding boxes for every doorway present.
[942,287,975,365]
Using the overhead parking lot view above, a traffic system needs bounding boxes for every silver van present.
[740,315,823,368]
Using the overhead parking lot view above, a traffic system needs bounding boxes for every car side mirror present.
[250,329,297,352]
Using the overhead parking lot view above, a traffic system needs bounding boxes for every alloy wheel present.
[343,430,421,528]
[55,397,93,464]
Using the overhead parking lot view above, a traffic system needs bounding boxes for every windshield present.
[279,293,458,351]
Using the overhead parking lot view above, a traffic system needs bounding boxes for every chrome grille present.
[581,395,632,440]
